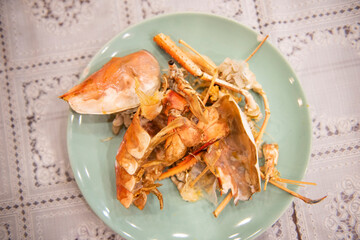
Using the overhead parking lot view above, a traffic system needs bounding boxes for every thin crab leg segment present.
[245,35,269,63]
[179,39,217,74]
[202,70,218,104]
[158,154,198,181]
[243,35,270,145]
[275,177,317,186]
[158,141,215,180]
[189,166,209,188]
[255,90,270,146]
[151,188,164,210]
[260,172,327,204]
[213,192,233,218]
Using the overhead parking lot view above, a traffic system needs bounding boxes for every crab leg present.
[151,188,164,210]
[155,34,264,125]
[154,34,270,142]
[158,154,198,181]
[244,36,270,145]
[244,35,269,62]
[254,90,270,146]
[179,39,217,73]
[202,70,218,104]
[154,34,241,91]
[189,166,209,188]
[154,34,254,104]
[260,172,327,204]
[158,141,215,180]
[213,192,233,218]
[243,35,271,145]
[154,33,204,77]
[274,177,317,186]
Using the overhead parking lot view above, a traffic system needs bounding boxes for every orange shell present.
[59,50,160,114]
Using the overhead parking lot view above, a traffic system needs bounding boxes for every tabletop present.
[0,0,359,239]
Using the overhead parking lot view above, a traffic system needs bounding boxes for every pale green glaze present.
[67,13,311,240]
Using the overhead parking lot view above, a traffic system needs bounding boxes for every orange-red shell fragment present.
[59,50,160,114]
[115,162,134,208]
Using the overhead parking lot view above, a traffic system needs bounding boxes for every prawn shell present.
[59,50,160,114]
[115,161,136,191]
[117,185,134,208]
[115,161,134,208]
[124,111,151,159]
[116,141,139,175]
[133,192,148,210]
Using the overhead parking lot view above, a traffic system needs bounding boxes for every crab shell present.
[59,50,161,114]
[204,95,261,204]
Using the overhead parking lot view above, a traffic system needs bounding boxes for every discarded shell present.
[59,50,160,114]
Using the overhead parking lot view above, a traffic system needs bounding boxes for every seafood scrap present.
[260,143,327,204]
[60,34,326,216]
[115,60,240,210]
[201,95,261,205]
[262,143,280,190]
[115,109,180,210]
[153,33,270,146]
[155,62,261,213]
[59,50,161,114]
[153,33,326,217]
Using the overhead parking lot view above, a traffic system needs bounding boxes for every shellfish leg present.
[260,172,327,204]
[158,141,215,180]
[158,154,198,180]
[274,177,317,186]
[262,143,279,190]
[151,188,164,210]
[154,33,269,134]
[154,33,204,77]
[244,35,269,63]
[253,89,270,146]
[243,35,271,146]
[189,166,209,188]
[213,192,233,218]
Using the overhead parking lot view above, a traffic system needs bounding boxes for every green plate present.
[67,13,311,240]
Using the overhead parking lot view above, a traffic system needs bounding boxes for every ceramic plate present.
[67,13,311,240]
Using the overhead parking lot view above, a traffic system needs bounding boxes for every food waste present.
[60,33,326,217]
